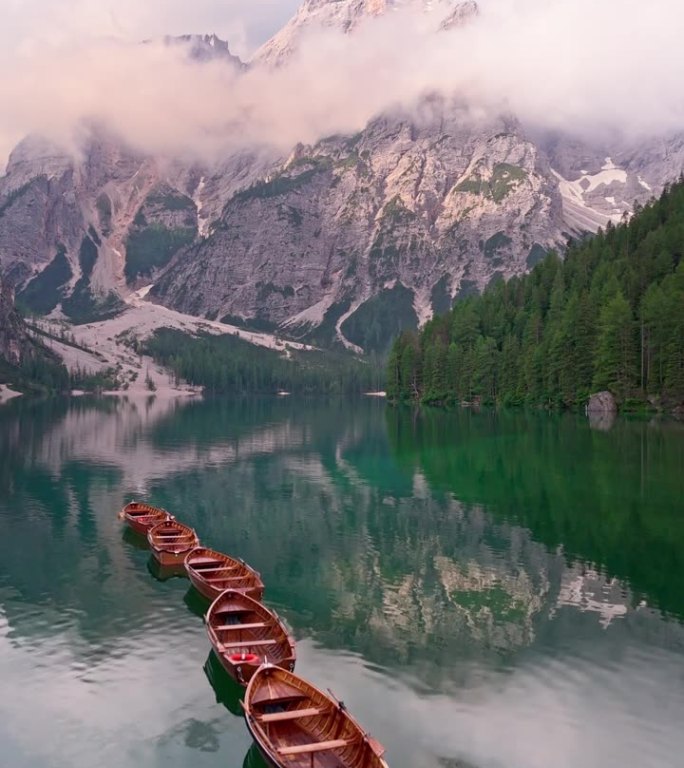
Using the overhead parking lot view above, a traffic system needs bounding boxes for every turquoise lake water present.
[0,396,683,768]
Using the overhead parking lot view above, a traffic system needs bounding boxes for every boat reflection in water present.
[146,554,187,582]
[203,650,246,717]
[183,585,209,619]
[121,526,150,551]
[243,743,270,768]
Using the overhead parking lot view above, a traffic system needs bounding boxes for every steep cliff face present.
[152,108,564,351]
[0,36,257,322]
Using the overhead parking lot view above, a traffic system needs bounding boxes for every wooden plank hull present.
[244,666,389,768]
[147,557,186,582]
[206,591,295,688]
[154,548,194,567]
[185,547,265,603]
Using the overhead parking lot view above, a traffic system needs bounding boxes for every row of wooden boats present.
[121,501,389,768]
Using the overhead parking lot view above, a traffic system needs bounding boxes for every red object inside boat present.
[229,652,259,664]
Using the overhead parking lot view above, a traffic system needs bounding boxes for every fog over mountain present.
[1,0,683,169]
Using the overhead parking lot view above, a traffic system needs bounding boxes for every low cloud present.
[1,0,683,171]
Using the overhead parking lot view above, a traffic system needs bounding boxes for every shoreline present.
[0,384,22,405]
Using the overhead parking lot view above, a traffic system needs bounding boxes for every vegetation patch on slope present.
[125,224,195,283]
[233,165,328,204]
[455,163,528,202]
[144,329,382,395]
[62,236,124,324]
[341,284,418,355]
[17,246,72,315]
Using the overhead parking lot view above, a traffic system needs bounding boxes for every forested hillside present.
[145,329,383,395]
[387,178,684,410]
[0,280,70,393]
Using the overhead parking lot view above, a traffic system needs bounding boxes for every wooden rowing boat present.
[147,519,200,566]
[120,501,172,536]
[184,546,264,602]
[244,665,389,768]
[206,590,296,687]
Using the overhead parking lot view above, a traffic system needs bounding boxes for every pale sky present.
[3,0,301,59]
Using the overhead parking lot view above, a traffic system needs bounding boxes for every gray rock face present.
[587,391,618,414]
[152,106,565,351]
[162,34,245,67]
[0,139,83,286]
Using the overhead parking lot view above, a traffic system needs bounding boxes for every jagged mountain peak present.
[158,33,244,66]
[439,0,479,31]
[253,0,479,65]
[3,135,73,183]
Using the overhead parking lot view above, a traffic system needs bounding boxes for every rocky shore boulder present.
[586,391,617,414]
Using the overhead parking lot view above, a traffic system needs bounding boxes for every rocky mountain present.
[160,33,246,66]
[253,0,478,65]
[0,35,262,320]
[0,1,683,355]
[152,107,564,353]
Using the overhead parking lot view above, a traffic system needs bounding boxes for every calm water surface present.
[0,396,683,768]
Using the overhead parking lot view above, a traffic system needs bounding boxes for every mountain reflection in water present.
[0,395,682,768]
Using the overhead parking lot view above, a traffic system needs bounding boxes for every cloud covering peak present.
[1,0,683,171]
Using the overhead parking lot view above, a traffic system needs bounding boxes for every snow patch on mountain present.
[552,158,630,233]
[193,176,210,238]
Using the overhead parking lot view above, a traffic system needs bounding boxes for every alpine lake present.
[0,395,683,768]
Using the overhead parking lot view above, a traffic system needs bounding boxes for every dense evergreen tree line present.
[387,179,684,409]
[145,329,383,395]
[0,354,69,394]
[1,353,122,396]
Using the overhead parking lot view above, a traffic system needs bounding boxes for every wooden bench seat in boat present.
[193,566,238,573]
[205,575,253,583]
[220,639,278,648]
[277,739,352,755]
[257,707,324,723]
[213,607,250,616]
[215,622,269,631]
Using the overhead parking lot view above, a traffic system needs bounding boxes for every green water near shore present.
[0,396,682,768]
